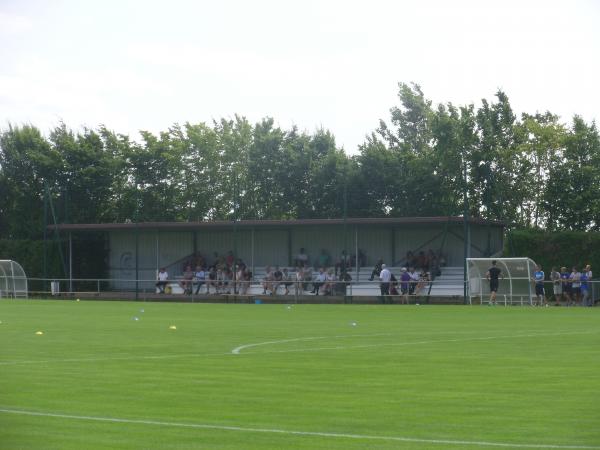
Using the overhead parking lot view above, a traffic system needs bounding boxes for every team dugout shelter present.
[50,217,504,291]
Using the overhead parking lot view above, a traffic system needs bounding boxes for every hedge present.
[0,234,106,279]
[505,229,598,273]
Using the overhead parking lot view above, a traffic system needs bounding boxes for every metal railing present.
[11,277,598,306]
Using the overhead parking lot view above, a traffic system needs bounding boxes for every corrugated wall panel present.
[109,230,161,289]
[195,230,234,262]
[291,226,351,268]
[394,225,445,266]
[158,231,193,269]
[253,230,289,268]
[357,227,392,267]
[194,229,253,267]
[105,223,504,288]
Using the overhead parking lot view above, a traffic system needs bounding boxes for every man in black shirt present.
[486,260,503,305]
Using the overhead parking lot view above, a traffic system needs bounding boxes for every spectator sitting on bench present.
[237,267,252,295]
[311,267,326,295]
[180,265,194,294]
[405,251,417,269]
[390,272,400,296]
[295,266,305,294]
[369,258,383,281]
[225,250,235,268]
[303,265,314,291]
[408,267,419,295]
[294,248,309,267]
[156,267,169,293]
[337,270,352,295]
[323,269,336,296]
[335,250,351,276]
[193,266,206,295]
[207,266,217,294]
[415,270,430,295]
[400,267,410,303]
[282,268,293,295]
[317,249,331,268]
[272,266,283,295]
[352,248,367,268]
[263,266,274,294]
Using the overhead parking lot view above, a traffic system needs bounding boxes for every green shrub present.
[505,229,599,272]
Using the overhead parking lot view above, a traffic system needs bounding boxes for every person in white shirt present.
[156,268,169,294]
[408,267,419,295]
[295,248,309,268]
[311,268,326,295]
[570,267,582,305]
[379,264,391,297]
[323,269,336,295]
[193,266,206,295]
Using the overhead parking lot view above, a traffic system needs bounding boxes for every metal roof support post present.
[251,228,255,283]
[355,226,359,283]
[463,153,469,305]
[69,232,73,293]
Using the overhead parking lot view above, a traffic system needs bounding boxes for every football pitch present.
[1,300,599,450]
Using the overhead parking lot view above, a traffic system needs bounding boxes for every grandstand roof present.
[49,216,504,232]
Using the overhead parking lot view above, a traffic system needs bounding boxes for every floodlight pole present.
[135,182,140,301]
[232,168,238,294]
[463,151,469,305]
[43,190,48,292]
[343,171,348,300]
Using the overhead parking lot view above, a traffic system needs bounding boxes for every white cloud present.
[0,11,33,34]
[0,0,598,149]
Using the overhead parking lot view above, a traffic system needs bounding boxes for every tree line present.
[1,82,599,241]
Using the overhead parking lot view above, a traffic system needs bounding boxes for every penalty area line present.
[0,408,598,449]
[231,332,393,354]
[231,330,599,355]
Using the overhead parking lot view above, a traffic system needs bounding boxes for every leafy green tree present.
[0,124,55,238]
[544,116,600,231]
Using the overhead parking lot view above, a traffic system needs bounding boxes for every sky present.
[0,0,599,153]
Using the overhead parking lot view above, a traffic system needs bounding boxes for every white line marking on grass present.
[0,408,598,449]
[0,352,230,366]
[232,330,599,355]
[1,330,596,366]
[231,333,392,354]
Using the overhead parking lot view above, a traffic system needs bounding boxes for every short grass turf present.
[0,300,599,450]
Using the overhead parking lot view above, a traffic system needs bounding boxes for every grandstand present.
[46,216,501,301]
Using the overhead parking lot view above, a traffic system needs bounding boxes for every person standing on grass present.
[570,266,582,306]
[486,260,502,305]
[560,266,572,305]
[379,264,391,300]
[583,264,593,306]
[400,267,411,304]
[550,266,562,305]
[580,269,591,307]
[532,264,546,306]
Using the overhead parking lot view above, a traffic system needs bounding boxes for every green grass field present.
[1,300,599,450]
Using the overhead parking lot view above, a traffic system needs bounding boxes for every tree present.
[543,116,600,231]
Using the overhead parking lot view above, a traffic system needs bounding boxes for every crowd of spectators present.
[546,264,593,306]
[156,247,446,298]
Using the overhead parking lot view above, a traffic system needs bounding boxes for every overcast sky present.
[0,0,598,153]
